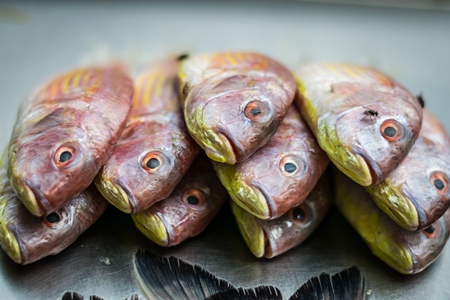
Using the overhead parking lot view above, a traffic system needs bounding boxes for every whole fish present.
[334,169,450,274]
[95,59,200,213]
[214,104,329,219]
[0,153,108,264]
[7,65,134,216]
[231,173,332,258]
[295,63,422,186]
[131,154,227,246]
[179,52,297,164]
[366,109,450,231]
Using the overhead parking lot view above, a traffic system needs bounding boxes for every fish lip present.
[9,224,27,264]
[217,127,245,163]
[155,212,174,246]
[115,180,139,213]
[352,147,381,185]
[402,185,427,229]
[408,251,420,274]
[23,179,52,215]
[252,182,277,219]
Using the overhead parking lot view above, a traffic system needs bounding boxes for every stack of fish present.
[0,52,449,276]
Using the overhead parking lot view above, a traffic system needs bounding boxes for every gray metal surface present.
[1,2,450,299]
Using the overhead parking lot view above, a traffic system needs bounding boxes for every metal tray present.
[1,2,450,299]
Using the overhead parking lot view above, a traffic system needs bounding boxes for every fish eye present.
[54,145,80,169]
[141,151,169,173]
[244,101,270,122]
[290,204,311,225]
[430,172,449,194]
[183,189,207,211]
[422,223,441,239]
[380,119,406,142]
[43,212,63,228]
[279,155,305,177]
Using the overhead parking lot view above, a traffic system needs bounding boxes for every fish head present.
[7,108,97,216]
[185,74,291,164]
[328,87,421,186]
[0,186,107,264]
[132,161,226,246]
[396,212,450,274]
[230,145,311,219]
[231,184,331,258]
[96,119,199,213]
[397,157,450,230]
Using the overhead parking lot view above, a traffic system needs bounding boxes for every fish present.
[7,65,134,216]
[334,168,450,274]
[366,109,450,231]
[133,249,367,300]
[131,154,227,246]
[95,59,200,213]
[213,104,329,219]
[295,63,423,186]
[0,151,108,265]
[178,52,297,164]
[231,173,332,258]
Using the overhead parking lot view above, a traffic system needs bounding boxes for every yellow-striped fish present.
[334,168,450,274]
[95,59,200,213]
[295,63,422,186]
[179,52,297,164]
[7,65,133,216]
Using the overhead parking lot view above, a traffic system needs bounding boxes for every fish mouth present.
[115,180,139,214]
[252,183,277,220]
[6,224,26,264]
[352,147,381,185]
[230,201,265,258]
[22,179,51,217]
[216,128,245,164]
[132,211,170,246]
[401,186,426,230]
[230,179,272,220]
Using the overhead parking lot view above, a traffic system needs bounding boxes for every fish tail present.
[133,249,235,300]
[288,266,367,300]
[206,286,283,300]
[59,291,139,300]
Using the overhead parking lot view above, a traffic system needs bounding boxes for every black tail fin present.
[134,249,235,300]
[60,291,139,300]
[206,285,283,300]
[289,266,366,300]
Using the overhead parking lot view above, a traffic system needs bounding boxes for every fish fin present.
[288,266,366,300]
[134,249,235,300]
[60,291,86,300]
[206,285,283,300]
[89,296,105,300]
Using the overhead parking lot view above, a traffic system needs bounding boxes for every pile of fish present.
[0,52,449,276]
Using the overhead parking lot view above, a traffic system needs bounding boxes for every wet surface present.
[1,2,450,299]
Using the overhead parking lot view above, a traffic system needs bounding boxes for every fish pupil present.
[60,151,72,163]
[292,207,305,221]
[46,213,61,223]
[250,107,262,117]
[434,179,445,190]
[187,196,199,205]
[284,162,297,173]
[147,158,160,169]
[383,126,397,137]
[424,225,435,234]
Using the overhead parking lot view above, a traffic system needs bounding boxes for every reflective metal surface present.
[1,2,450,299]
